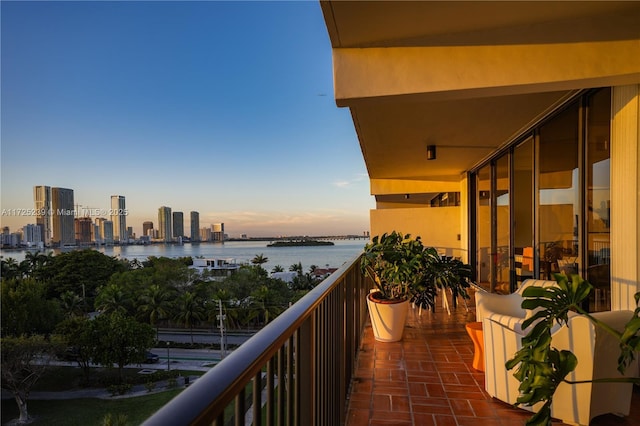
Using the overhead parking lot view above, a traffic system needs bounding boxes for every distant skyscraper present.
[111,195,127,243]
[33,186,52,245]
[51,187,75,246]
[103,220,114,245]
[92,223,101,244]
[190,211,200,242]
[212,223,225,242]
[22,224,42,247]
[172,211,184,239]
[75,217,93,244]
[95,218,113,244]
[200,227,212,242]
[158,206,172,242]
[143,221,154,236]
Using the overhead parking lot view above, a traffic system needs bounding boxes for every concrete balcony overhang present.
[321,1,640,194]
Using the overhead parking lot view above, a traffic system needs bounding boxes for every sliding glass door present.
[470,88,612,310]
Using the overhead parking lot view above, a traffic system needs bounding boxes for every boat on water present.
[267,239,335,247]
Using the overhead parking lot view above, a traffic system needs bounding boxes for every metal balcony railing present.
[143,254,368,426]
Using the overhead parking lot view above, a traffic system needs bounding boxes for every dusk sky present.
[1,1,374,238]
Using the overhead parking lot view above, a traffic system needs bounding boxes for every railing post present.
[297,314,315,425]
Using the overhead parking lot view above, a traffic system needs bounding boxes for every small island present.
[267,239,335,247]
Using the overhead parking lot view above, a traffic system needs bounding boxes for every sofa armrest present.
[475,291,525,322]
[484,312,530,336]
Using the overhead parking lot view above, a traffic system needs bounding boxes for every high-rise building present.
[212,223,225,242]
[33,186,52,245]
[127,226,133,239]
[143,221,154,236]
[75,217,93,244]
[158,206,172,242]
[22,224,42,248]
[51,187,75,246]
[190,211,200,242]
[110,195,127,243]
[102,220,114,245]
[200,227,212,242]
[173,211,184,239]
[95,218,113,245]
[92,223,101,244]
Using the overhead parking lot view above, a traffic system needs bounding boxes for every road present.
[157,330,255,346]
[148,347,224,370]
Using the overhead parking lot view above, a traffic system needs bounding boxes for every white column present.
[610,85,640,311]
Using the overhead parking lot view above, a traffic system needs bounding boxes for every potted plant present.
[361,232,427,341]
[416,248,473,315]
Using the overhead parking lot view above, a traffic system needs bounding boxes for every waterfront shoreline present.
[1,239,367,273]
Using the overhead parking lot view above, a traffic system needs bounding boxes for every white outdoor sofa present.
[476,278,638,426]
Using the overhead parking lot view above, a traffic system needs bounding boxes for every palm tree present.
[251,285,285,325]
[271,265,285,273]
[289,262,303,275]
[59,291,84,318]
[173,291,206,344]
[138,284,174,339]
[251,254,269,265]
[1,257,19,280]
[95,284,133,316]
[21,251,53,280]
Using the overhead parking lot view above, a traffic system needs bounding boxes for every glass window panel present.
[495,155,510,293]
[586,88,611,311]
[476,165,491,291]
[538,104,580,280]
[513,138,534,289]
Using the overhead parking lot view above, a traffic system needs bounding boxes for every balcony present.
[144,255,639,426]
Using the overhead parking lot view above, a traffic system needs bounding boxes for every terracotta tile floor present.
[345,292,640,426]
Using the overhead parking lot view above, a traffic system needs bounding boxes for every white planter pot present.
[367,292,410,342]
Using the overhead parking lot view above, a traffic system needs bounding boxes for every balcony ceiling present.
[321,1,640,184]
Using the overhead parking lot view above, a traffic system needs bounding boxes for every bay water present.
[1,239,367,273]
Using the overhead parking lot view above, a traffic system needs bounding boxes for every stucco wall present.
[370,206,464,258]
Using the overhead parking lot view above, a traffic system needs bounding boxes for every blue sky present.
[1,1,373,238]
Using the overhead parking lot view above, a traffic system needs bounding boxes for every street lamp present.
[166,341,170,371]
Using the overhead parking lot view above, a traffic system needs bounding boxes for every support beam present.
[333,41,640,105]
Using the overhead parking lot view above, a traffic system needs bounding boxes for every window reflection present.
[513,138,534,290]
[477,165,491,291]
[586,88,611,311]
[538,103,580,281]
[495,156,510,293]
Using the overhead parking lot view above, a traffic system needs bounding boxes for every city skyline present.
[0,1,374,238]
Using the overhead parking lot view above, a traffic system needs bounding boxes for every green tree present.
[289,262,303,275]
[1,335,60,423]
[90,312,155,383]
[20,250,55,281]
[95,283,134,315]
[46,249,126,301]
[250,282,289,325]
[55,316,95,381]
[143,256,194,290]
[271,265,285,273]
[1,278,62,337]
[59,290,85,318]
[1,257,20,280]
[138,284,175,338]
[251,254,269,265]
[174,292,206,344]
